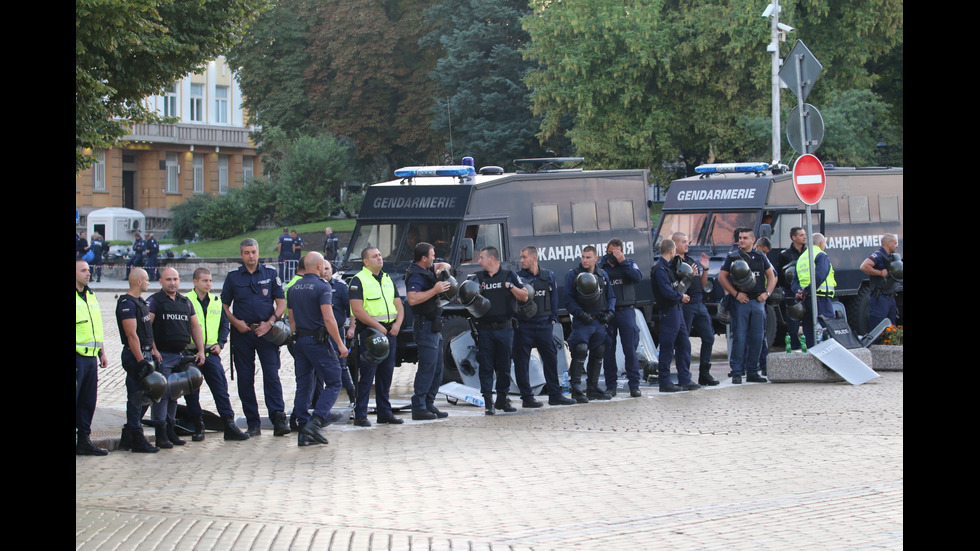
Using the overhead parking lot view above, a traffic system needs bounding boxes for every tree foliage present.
[424,0,543,167]
[76,0,267,171]
[270,133,357,224]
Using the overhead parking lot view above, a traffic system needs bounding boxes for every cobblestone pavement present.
[77,291,903,550]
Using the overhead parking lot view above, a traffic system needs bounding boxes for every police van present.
[340,159,658,389]
[652,163,903,341]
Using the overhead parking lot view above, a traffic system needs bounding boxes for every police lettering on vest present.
[149,291,195,353]
[189,292,224,347]
[475,269,520,322]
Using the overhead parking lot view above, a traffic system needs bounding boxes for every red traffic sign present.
[793,154,826,205]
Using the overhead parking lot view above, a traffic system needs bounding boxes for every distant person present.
[778,227,807,350]
[276,227,292,281]
[860,234,901,330]
[145,232,160,280]
[126,232,145,278]
[89,233,105,282]
[76,231,89,259]
[323,227,340,261]
[672,232,718,386]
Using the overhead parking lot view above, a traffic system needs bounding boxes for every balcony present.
[124,122,254,149]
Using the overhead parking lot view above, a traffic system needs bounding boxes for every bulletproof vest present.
[522,270,554,320]
[572,265,608,314]
[476,269,517,322]
[682,254,705,299]
[406,263,442,319]
[150,291,193,352]
[869,249,901,296]
[604,261,637,306]
[117,294,153,349]
[651,263,680,308]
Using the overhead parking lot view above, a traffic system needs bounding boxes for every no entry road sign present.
[793,154,826,205]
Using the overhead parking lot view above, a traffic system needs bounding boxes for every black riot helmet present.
[889,258,903,281]
[167,366,204,400]
[516,297,538,319]
[435,271,459,307]
[140,371,168,403]
[574,272,601,304]
[457,279,491,318]
[787,300,806,321]
[360,328,391,365]
[730,260,756,293]
[673,261,694,295]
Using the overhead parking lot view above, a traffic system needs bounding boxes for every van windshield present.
[657,213,708,246]
[347,221,459,265]
[704,212,758,249]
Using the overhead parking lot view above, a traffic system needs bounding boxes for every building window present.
[215,86,228,124]
[93,150,106,191]
[163,84,178,118]
[243,156,254,184]
[218,155,228,193]
[189,84,203,122]
[193,154,204,193]
[166,153,180,193]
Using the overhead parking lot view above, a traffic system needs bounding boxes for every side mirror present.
[460,237,474,263]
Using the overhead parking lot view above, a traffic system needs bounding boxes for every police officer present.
[405,242,453,420]
[564,245,616,403]
[322,260,357,407]
[290,230,303,265]
[147,267,205,448]
[90,232,105,282]
[719,228,776,385]
[186,268,250,441]
[276,228,293,281]
[115,268,161,453]
[76,259,109,456]
[349,247,405,426]
[221,238,290,437]
[323,226,340,261]
[599,238,644,398]
[287,252,349,446]
[145,232,160,280]
[473,246,528,414]
[513,246,576,406]
[860,233,901,330]
[651,240,699,392]
[793,233,836,347]
[126,232,145,278]
[778,227,807,350]
[672,232,718,386]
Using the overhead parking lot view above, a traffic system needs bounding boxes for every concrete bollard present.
[767,348,875,383]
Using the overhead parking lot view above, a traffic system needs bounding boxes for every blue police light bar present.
[394,165,477,178]
[694,162,771,174]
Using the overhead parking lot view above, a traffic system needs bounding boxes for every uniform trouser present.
[412,318,444,413]
[145,254,158,280]
[184,352,235,419]
[802,296,835,348]
[126,253,143,276]
[76,353,99,437]
[355,333,397,418]
[730,299,765,377]
[292,336,342,425]
[658,305,693,385]
[603,308,642,391]
[868,294,898,330]
[682,301,714,369]
[567,319,607,390]
[476,326,514,397]
[230,330,285,430]
[152,351,182,425]
[787,317,803,350]
[121,347,151,430]
[513,322,561,400]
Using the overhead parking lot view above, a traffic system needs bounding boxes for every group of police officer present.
[75,231,902,455]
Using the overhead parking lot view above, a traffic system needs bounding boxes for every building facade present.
[76,57,262,234]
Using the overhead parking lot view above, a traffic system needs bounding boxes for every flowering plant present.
[880,325,903,346]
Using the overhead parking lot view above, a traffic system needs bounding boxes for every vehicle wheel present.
[440,316,471,384]
[844,284,872,336]
[765,303,779,348]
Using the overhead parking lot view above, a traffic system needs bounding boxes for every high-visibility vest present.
[796,250,836,297]
[189,292,222,346]
[76,288,104,356]
[353,268,398,324]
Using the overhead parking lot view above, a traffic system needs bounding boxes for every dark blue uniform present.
[792,250,835,348]
[287,273,343,428]
[324,232,340,261]
[598,255,643,393]
[349,271,400,422]
[221,263,286,432]
[90,237,104,282]
[721,250,772,380]
[681,253,716,381]
[651,257,693,389]
[473,269,524,401]
[406,264,446,415]
[866,247,900,329]
[565,265,615,399]
[513,267,562,402]
[145,236,159,279]
[126,236,145,277]
[778,245,806,350]
[277,232,294,281]
[115,294,154,430]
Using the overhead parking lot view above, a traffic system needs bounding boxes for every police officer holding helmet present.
[349,247,405,427]
[860,233,902,330]
[598,238,645,398]
[564,245,616,402]
[651,239,699,392]
[672,232,719,386]
[406,242,454,420]
[115,268,162,453]
[473,246,528,415]
[287,252,349,446]
[514,246,576,406]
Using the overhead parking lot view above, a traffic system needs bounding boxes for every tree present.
[424,0,543,167]
[76,0,266,171]
[269,133,357,224]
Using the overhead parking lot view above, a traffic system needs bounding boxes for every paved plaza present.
[77,291,903,550]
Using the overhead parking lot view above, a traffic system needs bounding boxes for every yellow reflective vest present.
[353,268,398,324]
[189,291,223,346]
[796,250,836,297]
[76,288,104,356]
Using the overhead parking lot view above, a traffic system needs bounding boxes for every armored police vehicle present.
[652,163,903,341]
[340,159,658,389]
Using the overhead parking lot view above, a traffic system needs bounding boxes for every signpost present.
[793,153,826,339]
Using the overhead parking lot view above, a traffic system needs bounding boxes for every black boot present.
[167,420,186,446]
[299,414,329,445]
[297,432,322,447]
[76,435,108,456]
[127,426,159,453]
[272,411,291,436]
[586,349,610,400]
[494,395,517,412]
[222,415,250,441]
[118,426,133,451]
[154,422,173,449]
[484,393,495,415]
[698,365,719,386]
[192,417,206,442]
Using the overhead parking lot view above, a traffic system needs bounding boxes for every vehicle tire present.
[844,284,872,336]
[765,303,779,348]
[440,316,471,385]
